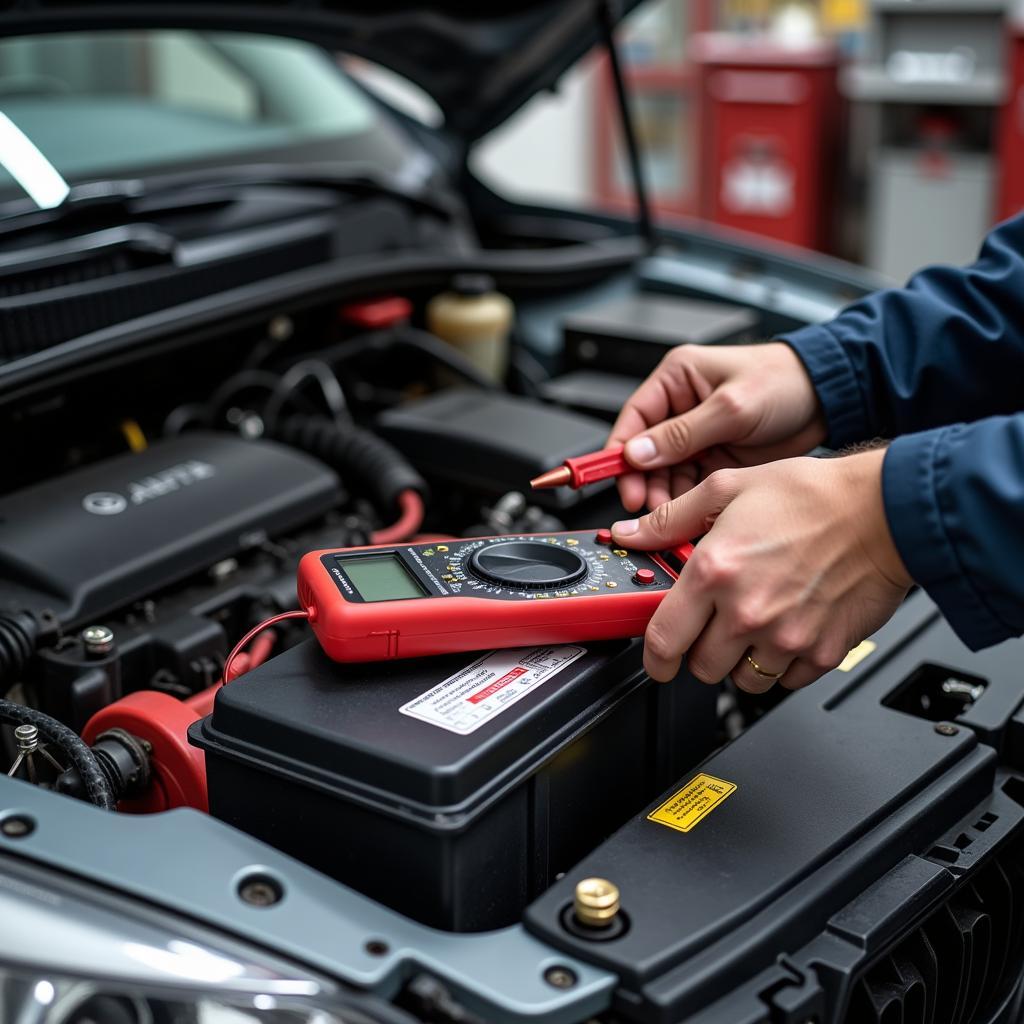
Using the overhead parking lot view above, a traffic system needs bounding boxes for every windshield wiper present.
[0,160,459,237]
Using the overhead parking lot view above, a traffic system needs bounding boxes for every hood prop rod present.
[597,0,656,251]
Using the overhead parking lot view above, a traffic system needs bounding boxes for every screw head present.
[574,877,620,927]
[1,815,35,838]
[935,722,960,737]
[237,874,283,907]
[543,966,577,990]
[81,625,115,656]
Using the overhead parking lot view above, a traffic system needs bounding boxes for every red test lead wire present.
[222,609,311,683]
[530,445,629,490]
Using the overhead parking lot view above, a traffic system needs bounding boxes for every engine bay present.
[2,258,1024,1024]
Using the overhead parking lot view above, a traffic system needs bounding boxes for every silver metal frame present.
[0,776,614,1024]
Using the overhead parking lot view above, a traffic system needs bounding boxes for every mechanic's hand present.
[611,450,913,692]
[609,342,827,512]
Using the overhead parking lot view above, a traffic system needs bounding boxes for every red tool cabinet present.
[693,34,844,252]
[998,20,1024,221]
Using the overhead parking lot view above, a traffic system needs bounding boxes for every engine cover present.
[0,432,339,626]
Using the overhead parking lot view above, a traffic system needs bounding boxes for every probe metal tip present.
[530,466,572,490]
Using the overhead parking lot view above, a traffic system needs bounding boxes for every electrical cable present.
[370,488,425,544]
[262,359,352,430]
[0,700,115,810]
[186,628,280,717]
[162,403,205,436]
[201,369,283,427]
[223,610,310,684]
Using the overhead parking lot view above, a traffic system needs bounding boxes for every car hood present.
[0,1,643,141]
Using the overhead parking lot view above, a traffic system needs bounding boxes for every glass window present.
[0,30,379,192]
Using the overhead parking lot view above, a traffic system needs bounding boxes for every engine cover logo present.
[82,460,215,516]
[82,491,128,516]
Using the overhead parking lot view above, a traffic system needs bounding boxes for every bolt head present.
[0,815,34,838]
[543,966,577,990]
[238,874,283,907]
[81,625,115,655]
[935,722,959,736]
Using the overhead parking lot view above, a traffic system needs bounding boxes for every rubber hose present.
[272,415,427,517]
[0,611,37,679]
[0,700,115,810]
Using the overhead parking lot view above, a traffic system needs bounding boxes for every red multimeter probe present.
[297,530,693,662]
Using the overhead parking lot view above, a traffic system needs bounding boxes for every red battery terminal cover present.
[339,295,413,330]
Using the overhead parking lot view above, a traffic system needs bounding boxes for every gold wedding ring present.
[745,653,784,681]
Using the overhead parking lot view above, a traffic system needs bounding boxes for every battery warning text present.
[399,645,586,735]
[647,773,737,834]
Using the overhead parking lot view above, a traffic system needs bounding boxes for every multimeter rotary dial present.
[468,540,589,590]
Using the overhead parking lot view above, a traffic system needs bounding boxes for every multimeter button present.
[633,569,656,586]
[595,529,613,545]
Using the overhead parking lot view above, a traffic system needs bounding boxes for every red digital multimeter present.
[298,531,692,662]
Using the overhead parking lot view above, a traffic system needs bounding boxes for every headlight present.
[3,977,343,1024]
[0,857,407,1024]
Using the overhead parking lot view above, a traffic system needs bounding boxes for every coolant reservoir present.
[426,274,514,382]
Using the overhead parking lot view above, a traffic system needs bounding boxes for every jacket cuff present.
[778,323,873,447]
[883,428,1008,651]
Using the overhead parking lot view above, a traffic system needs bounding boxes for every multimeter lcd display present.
[337,554,426,602]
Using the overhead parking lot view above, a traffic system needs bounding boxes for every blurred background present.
[442,0,1024,281]
[3,0,1023,282]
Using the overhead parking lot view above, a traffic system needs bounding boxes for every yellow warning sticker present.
[836,639,877,673]
[647,773,736,834]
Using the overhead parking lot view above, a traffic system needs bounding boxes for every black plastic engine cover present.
[375,389,612,509]
[0,432,339,625]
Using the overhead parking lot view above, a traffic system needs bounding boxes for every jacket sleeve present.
[882,415,1024,650]
[779,213,1024,447]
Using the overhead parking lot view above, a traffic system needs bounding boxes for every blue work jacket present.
[781,213,1024,651]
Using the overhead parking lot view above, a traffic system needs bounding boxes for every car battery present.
[191,636,716,932]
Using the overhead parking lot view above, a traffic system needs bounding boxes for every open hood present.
[0,1,644,141]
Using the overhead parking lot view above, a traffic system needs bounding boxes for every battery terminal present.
[574,877,620,927]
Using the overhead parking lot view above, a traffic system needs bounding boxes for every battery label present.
[647,773,737,834]
[399,645,586,735]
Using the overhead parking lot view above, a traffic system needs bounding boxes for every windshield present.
[0,30,400,203]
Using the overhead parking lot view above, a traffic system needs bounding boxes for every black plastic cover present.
[563,293,758,377]
[525,594,1024,1023]
[192,636,717,931]
[0,433,339,625]
[376,389,611,509]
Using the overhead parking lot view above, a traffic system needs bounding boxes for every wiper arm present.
[0,160,459,235]
[0,111,69,210]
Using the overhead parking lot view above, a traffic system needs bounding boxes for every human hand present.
[611,450,913,691]
[609,342,827,512]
